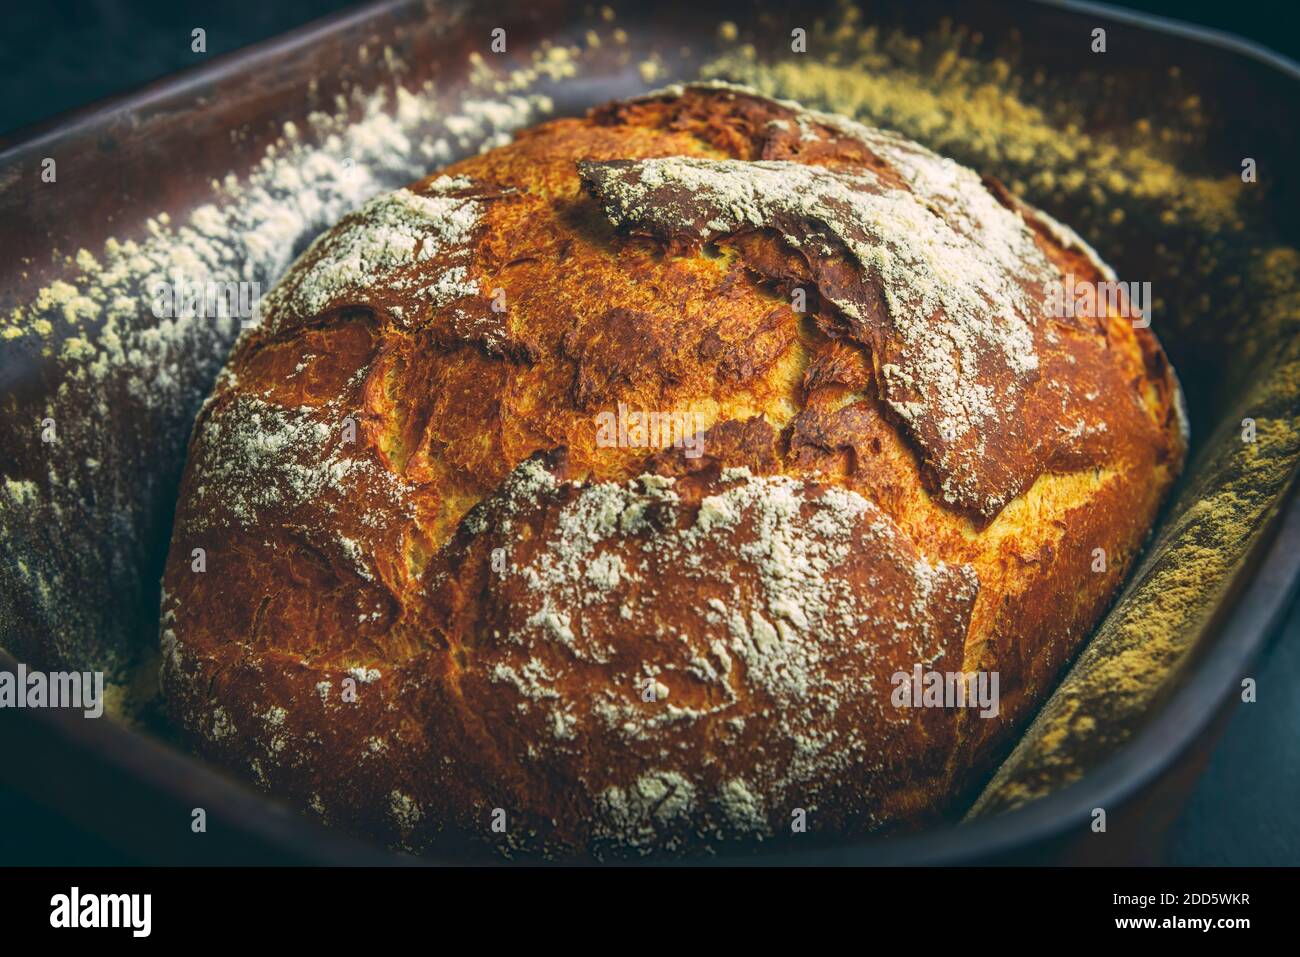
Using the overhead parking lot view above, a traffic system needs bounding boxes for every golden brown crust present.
[159,84,1185,858]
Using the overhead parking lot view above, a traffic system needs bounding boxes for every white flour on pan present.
[0,68,551,695]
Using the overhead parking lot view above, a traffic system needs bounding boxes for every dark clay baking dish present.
[1,0,1298,864]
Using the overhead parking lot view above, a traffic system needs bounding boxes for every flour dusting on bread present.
[423,453,978,850]
[262,176,492,332]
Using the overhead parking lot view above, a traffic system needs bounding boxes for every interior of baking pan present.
[1,0,1298,864]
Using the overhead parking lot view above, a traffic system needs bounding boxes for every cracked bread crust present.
[160,84,1185,858]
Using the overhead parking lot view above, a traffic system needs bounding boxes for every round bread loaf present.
[160,83,1186,859]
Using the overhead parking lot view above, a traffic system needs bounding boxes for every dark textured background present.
[0,0,1296,865]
